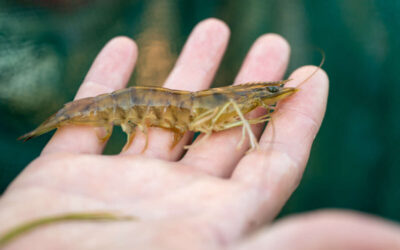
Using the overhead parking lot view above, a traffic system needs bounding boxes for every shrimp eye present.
[267,86,279,93]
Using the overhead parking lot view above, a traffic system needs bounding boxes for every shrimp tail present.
[18,131,39,142]
[18,113,62,141]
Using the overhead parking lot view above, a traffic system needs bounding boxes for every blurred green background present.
[1,0,399,222]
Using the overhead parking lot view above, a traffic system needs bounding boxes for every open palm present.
[1,19,398,250]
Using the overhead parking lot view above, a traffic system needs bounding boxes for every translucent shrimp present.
[19,82,295,152]
[19,52,324,152]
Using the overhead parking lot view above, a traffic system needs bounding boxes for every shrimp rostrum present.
[19,81,297,152]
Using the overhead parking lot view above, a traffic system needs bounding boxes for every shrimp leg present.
[97,124,113,143]
[170,128,185,149]
[186,102,231,150]
[211,101,232,125]
[219,113,271,150]
[229,99,259,151]
[190,100,262,151]
[121,122,136,151]
[185,106,221,149]
[137,124,149,153]
[191,108,219,128]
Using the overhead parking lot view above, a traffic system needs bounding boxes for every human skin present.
[1,18,399,250]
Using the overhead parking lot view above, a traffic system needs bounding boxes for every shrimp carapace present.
[188,80,297,150]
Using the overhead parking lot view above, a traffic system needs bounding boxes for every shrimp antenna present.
[296,49,325,89]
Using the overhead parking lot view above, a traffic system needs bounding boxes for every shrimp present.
[19,54,324,152]
[18,82,295,151]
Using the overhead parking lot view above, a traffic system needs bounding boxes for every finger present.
[231,67,329,221]
[122,18,230,160]
[232,210,400,250]
[181,34,290,176]
[42,37,138,155]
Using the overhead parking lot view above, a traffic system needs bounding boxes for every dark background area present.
[1,0,399,222]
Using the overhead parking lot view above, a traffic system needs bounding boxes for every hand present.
[1,18,399,250]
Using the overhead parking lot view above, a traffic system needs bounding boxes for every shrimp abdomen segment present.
[114,87,193,150]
